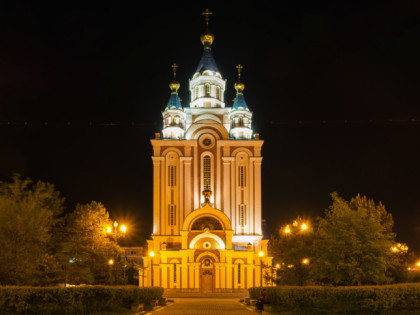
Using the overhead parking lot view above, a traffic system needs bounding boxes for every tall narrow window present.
[216,86,220,100]
[203,155,211,190]
[239,166,246,187]
[174,264,177,283]
[238,264,241,283]
[195,86,199,99]
[205,84,210,97]
[168,204,176,226]
[239,204,246,226]
[169,166,176,187]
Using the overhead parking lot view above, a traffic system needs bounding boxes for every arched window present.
[169,165,176,187]
[205,84,210,97]
[239,204,246,226]
[203,155,211,190]
[169,204,176,226]
[239,166,246,187]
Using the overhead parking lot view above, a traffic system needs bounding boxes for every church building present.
[140,10,272,292]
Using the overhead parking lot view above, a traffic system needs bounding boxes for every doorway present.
[201,269,214,293]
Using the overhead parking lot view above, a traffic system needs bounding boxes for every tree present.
[311,192,396,285]
[58,201,123,284]
[0,174,64,285]
[269,217,314,285]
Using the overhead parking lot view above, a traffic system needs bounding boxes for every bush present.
[249,283,420,312]
[0,286,163,314]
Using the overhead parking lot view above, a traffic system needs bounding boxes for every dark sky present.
[1,2,420,251]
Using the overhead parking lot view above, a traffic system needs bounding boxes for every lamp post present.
[149,251,155,286]
[259,251,264,287]
[108,258,114,285]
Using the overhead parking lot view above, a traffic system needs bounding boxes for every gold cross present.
[202,9,212,26]
[236,64,243,80]
[171,63,178,79]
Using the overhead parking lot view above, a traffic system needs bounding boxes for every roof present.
[195,48,219,73]
[166,93,183,110]
[232,93,249,111]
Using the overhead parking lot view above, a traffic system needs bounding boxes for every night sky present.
[1,2,419,251]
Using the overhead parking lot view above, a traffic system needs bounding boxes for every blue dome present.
[232,93,248,111]
[166,93,183,110]
[195,48,219,73]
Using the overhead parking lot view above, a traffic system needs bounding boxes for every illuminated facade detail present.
[141,10,272,292]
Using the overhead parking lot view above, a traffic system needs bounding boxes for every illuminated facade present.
[141,10,272,292]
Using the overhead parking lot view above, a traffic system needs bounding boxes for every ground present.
[145,298,254,315]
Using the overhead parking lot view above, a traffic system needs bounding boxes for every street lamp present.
[108,259,114,285]
[149,251,155,286]
[120,224,127,234]
[259,251,264,287]
[301,223,308,231]
[302,258,309,265]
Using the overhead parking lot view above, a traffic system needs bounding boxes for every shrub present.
[249,283,420,312]
[0,286,163,314]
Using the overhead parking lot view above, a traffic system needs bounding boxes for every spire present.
[196,9,219,74]
[166,63,182,110]
[232,64,248,111]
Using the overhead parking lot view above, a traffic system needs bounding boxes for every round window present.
[203,241,212,249]
[203,138,212,146]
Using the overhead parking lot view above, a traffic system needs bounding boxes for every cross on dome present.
[171,63,178,80]
[202,9,212,28]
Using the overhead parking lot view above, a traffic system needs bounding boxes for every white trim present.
[189,231,226,250]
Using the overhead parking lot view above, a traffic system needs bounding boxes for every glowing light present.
[113,221,118,228]
[120,225,127,234]
[108,259,114,265]
[106,226,112,233]
[293,220,298,227]
[258,251,264,257]
[391,246,398,252]
[149,251,155,257]
[284,225,291,234]
[276,264,280,268]
[301,223,308,231]
[287,264,294,268]
[302,258,309,265]
[417,262,420,267]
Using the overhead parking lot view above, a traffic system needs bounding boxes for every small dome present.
[234,82,245,93]
[200,30,214,48]
[169,81,180,93]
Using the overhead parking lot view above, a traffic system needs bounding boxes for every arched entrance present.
[199,256,215,293]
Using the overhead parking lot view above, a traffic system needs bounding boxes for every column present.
[194,263,200,289]
[253,157,263,235]
[215,263,220,289]
[184,157,192,216]
[152,157,163,235]
[179,158,184,230]
[181,250,188,289]
[222,157,233,219]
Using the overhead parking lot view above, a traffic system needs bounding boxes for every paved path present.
[145,298,255,315]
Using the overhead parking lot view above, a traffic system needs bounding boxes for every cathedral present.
[140,10,272,292]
